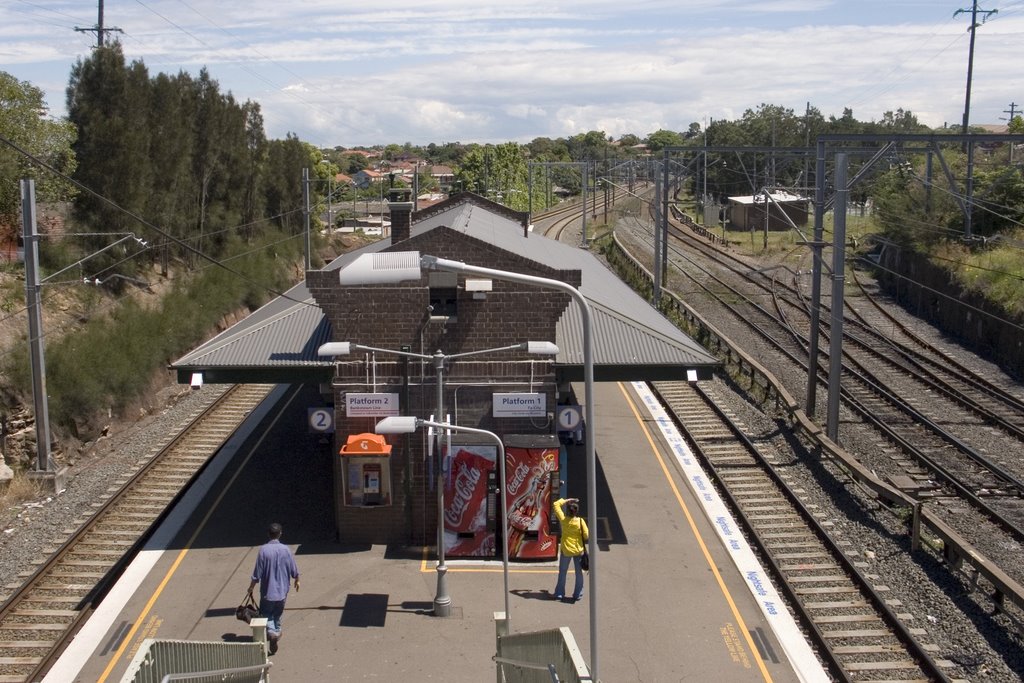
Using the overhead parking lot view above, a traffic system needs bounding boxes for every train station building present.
[172,189,719,549]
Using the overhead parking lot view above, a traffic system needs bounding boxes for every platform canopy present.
[172,193,720,385]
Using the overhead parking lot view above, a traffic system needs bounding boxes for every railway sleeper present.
[0,642,50,649]
[0,657,42,666]
[8,609,77,619]
[786,575,851,584]
[764,541,822,552]
[842,659,934,672]
[831,644,913,654]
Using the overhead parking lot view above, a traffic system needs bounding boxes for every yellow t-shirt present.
[553,498,589,556]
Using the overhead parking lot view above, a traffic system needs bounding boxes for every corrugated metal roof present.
[172,194,719,383]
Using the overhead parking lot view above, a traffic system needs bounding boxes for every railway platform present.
[46,381,827,682]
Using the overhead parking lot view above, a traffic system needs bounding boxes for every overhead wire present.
[841,3,1021,113]
[11,0,90,28]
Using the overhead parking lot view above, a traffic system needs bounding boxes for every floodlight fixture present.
[317,341,352,357]
[523,341,559,356]
[338,251,423,285]
[374,416,418,434]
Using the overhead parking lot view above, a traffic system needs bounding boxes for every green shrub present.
[4,227,303,434]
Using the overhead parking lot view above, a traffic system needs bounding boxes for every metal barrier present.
[121,620,271,683]
[494,613,591,683]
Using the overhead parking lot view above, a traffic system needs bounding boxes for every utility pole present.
[20,180,66,493]
[75,0,122,47]
[1004,102,1020,163]
[956,1,997,140]
[955,1,996,239]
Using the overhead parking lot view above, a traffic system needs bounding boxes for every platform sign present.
[345,393,399,417]
[308,407,334,434]
[493,392,546,418]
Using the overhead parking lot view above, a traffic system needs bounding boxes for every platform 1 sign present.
[493,392,546,418]
[345,393,400,417]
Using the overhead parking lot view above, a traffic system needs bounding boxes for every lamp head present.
[318,342,353,357]
[375,416,420,434]
[524,341,559,356]
[339,251,424,285]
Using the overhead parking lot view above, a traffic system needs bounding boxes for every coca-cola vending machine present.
[504,434,561,560]
[442,441,497,558]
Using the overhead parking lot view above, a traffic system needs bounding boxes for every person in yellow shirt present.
[552,497,588,602]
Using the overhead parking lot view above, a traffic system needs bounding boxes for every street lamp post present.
[336,251,599,680]
[375,416,511,623]
[318,339,558,618]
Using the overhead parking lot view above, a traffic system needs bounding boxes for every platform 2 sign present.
[492,393,546,418]
[345,393,400,417]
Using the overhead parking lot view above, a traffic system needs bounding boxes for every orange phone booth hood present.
[339,433,392,456]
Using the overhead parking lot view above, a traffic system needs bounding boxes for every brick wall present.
[308,226,575,545]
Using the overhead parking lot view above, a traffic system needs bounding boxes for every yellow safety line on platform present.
[617,382,775,683]
[97,386,303,683]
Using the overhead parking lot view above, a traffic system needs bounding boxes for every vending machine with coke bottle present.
[442,440,497,558]
[504,434,562,560]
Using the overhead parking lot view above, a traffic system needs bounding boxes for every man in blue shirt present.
[248,522,300,655]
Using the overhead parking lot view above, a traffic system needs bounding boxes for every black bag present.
[580,550,589,572]
[236,592,260,623]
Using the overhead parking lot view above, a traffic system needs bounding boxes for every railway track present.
[670,212,1024,448]
[0,384,273,683]
[639,219,1024,576]
[651,379,954,682]
[611,212,1024,676]
[845,264,1024,438]
[534,186,642,242]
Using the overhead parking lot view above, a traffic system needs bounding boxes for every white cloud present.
[4,1,1022,144]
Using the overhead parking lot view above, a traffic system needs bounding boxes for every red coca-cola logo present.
[444,449,492,532]
[446,466,481,528]
[508,461,530,495]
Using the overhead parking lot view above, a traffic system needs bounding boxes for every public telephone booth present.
[339,433,393,506]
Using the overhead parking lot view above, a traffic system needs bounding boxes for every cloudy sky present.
[3,1,1022,147]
